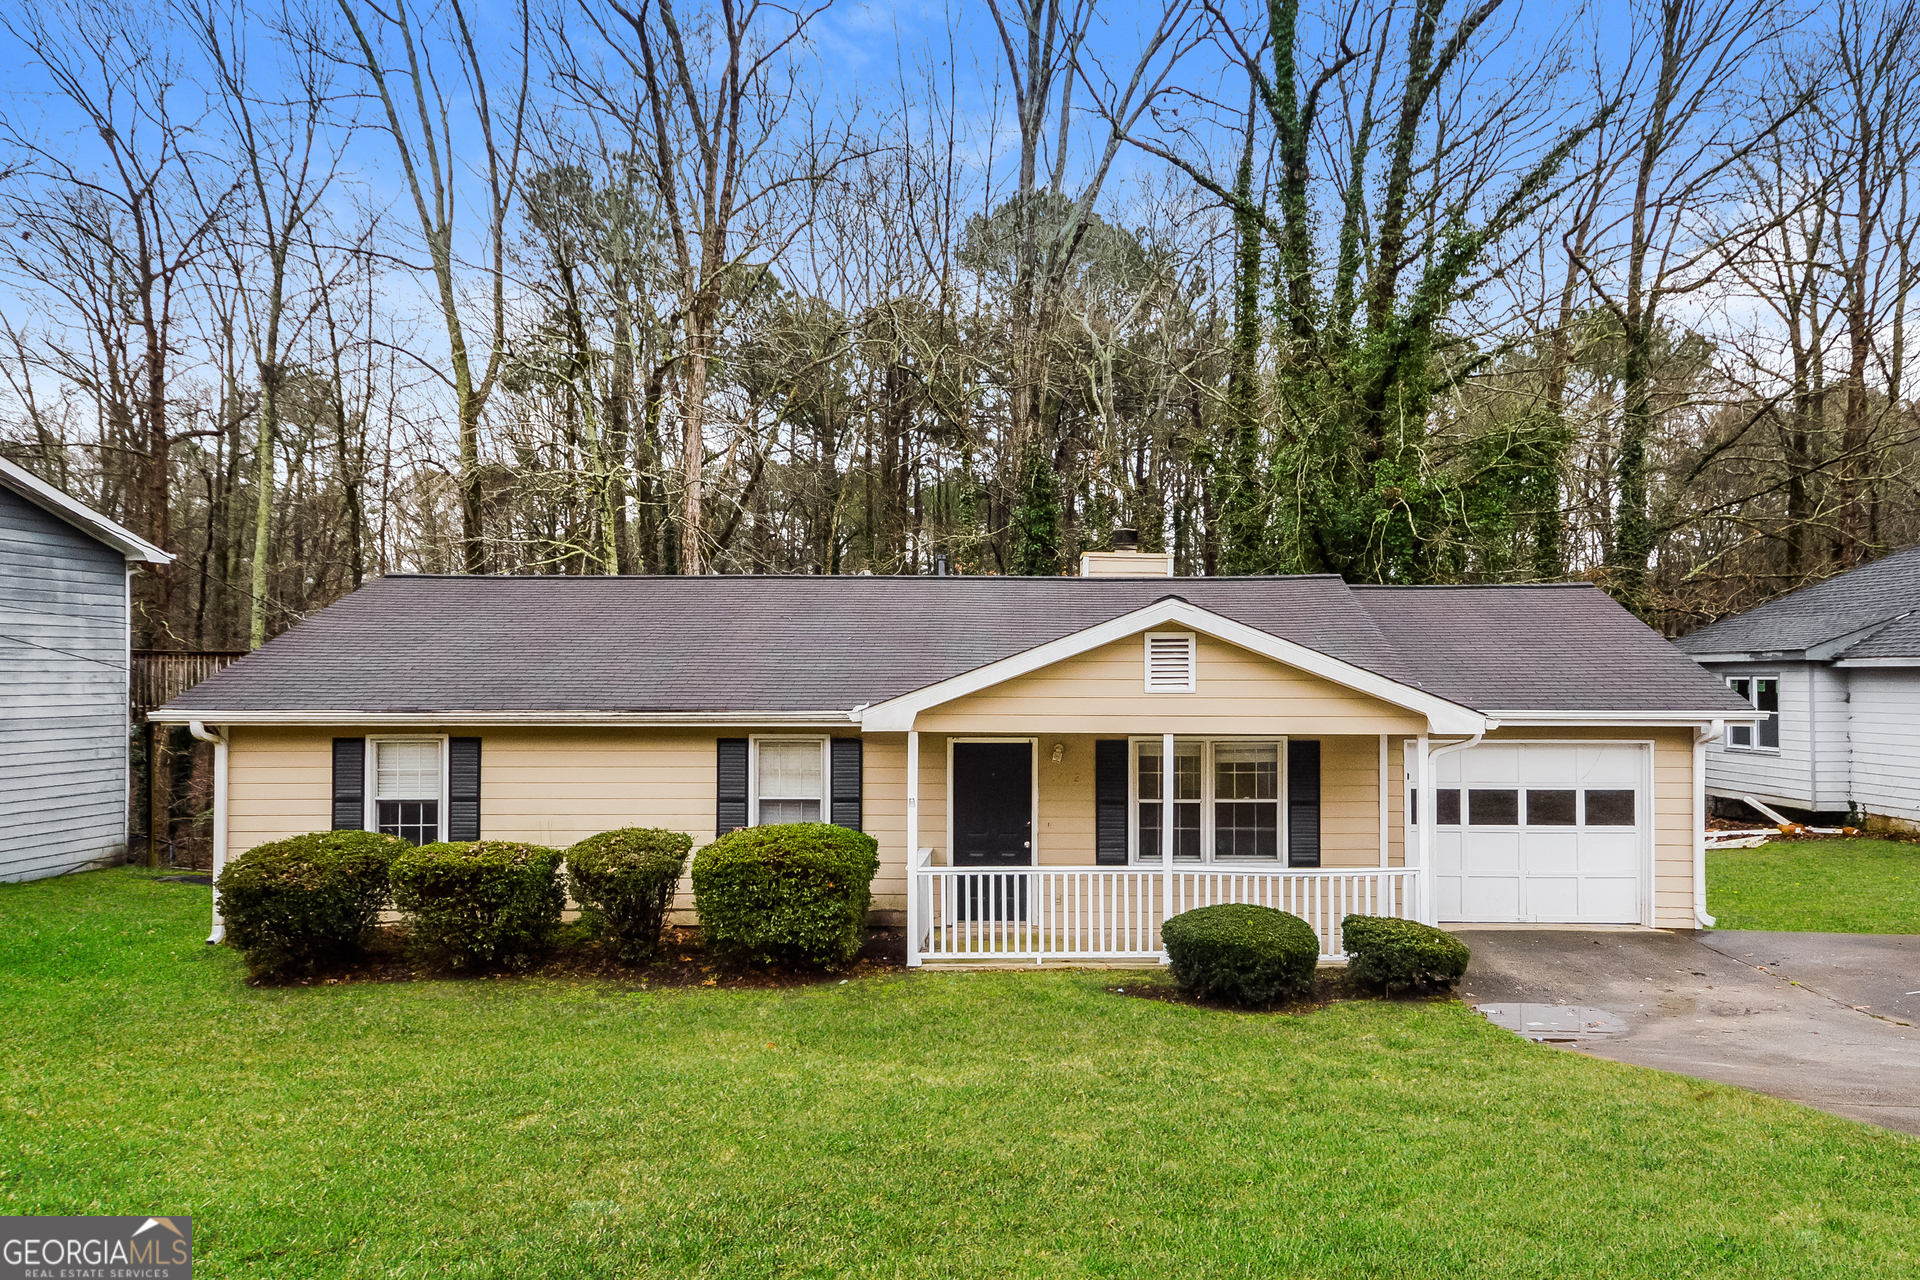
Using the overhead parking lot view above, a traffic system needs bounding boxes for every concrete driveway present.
[1455,927,1920,1136]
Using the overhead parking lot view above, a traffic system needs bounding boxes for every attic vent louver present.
[1144,632,1196,692]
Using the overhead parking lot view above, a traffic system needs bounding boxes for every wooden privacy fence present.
[908,857,1419,965]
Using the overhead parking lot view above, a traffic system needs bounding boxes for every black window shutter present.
[830,737,863,831]
[717,738,749,834]
[448,737,482,840]
[1287,739,1321,868]
[331,737,365,831]
[1095,739,1129,865]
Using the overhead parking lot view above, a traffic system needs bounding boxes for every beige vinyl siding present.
[222,721,1694,928]
[226,725,915,923]
[914,633,1428,736]
[939,731,1388,868]
[1480,725,1697,930]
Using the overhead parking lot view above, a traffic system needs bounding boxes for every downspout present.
[189,721,228,943]
[1694,719,1723,929]
[1420,727,1490,925]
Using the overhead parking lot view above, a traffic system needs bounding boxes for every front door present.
[952,740,1034,865]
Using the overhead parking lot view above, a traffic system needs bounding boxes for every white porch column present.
[906,729,921,966]
[1415,732,1433,925]
[190,721,228,943]
[1160,732,1175,961]
[1377,733,1390,869]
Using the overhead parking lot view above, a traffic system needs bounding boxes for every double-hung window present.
[374,738,443,845]
[1725,676,1780,750]
[1134,739,1281,862]
[753,737,828,825]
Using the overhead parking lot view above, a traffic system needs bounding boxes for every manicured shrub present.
[691,823,879,969]
[1161,903,1319,1006]
[389,840,565,970]
[1341,915,1470,992]
[214,830,405,980]
[566,827,695,961]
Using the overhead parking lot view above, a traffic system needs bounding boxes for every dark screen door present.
[953,741,1033,866]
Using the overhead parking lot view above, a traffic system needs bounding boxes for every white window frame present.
[1126,736,1287,864]
[1724,675,1780,753]
[1143,631,1198,693]
[364,734,450,843]
[748,735,831,827]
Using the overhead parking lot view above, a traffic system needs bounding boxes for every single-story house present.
[1,455,172,881]
[151,558,1751,960]
[1674,542,1920,827]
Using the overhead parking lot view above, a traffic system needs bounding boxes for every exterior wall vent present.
[1144,632,1197,692]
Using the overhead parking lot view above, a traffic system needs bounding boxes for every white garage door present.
[1426,743,1648,924]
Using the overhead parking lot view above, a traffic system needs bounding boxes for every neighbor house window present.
[1726,676,1780,750]
[753,737,828,825]
[1135,739,1279,861]
[374,739,442,845]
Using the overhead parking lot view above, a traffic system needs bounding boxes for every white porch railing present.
[907,853,1419,966]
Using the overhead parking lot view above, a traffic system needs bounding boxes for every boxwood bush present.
[566,827,694,961]
[214,830,405,980]
[1161,903,1320,1006]
[1341,915,1471,992]
[389,840,565,970]
[691,823,879,968]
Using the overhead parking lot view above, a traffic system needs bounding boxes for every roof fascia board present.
[859,597,1488,734]
[1834,657,1920,668]
[1487,709,1757,727]
[0,456,173,563]
[146,709,858,727]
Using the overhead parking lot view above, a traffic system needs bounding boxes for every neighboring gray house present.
[1675,542,1920,827]
[0,456,171,881]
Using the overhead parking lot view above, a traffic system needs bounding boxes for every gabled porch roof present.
[858,596,1489,735]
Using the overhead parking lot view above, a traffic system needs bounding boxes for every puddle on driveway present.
[1475,1003,1627,1044]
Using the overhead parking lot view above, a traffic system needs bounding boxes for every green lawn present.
[2,872,1916,1278]
[1708,837,1920,933]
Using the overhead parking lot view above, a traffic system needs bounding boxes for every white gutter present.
[188,721,228,943]
[1485,709,1755,727]
[1693,720,1723,928]
[147,708,861,728]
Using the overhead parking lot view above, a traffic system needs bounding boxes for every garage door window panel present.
[1526,790,1577,826]
[1468,789,1520,826]
[1583,789,1636,827]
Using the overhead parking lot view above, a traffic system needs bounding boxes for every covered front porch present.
[898,729,1443,966]
[850,598,1492,964]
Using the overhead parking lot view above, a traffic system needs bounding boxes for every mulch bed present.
[252,925,907,990]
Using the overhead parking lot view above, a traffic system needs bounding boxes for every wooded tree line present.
[4,0,1919,653]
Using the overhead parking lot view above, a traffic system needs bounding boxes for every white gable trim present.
[857,597,1489,734]
[0,455,172,563]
